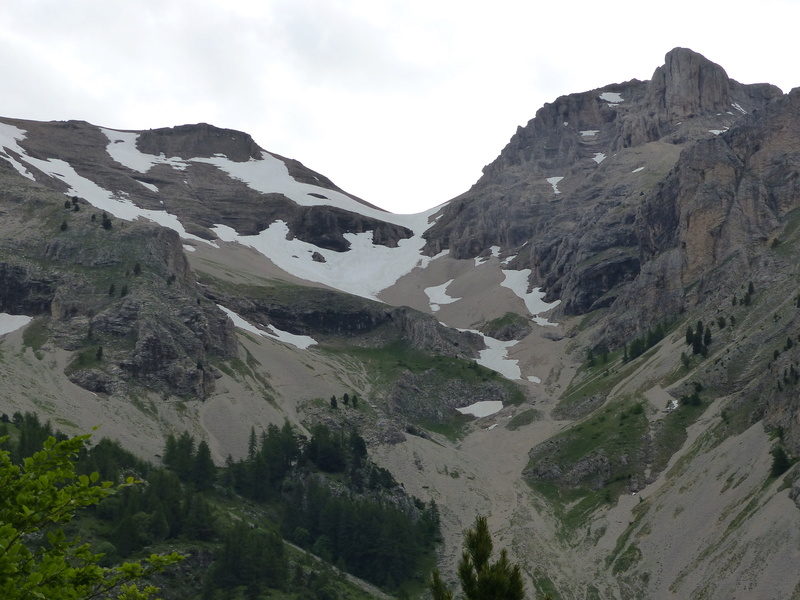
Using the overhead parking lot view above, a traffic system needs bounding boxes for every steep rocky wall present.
[608,88,800,339]
[424,48,784,322]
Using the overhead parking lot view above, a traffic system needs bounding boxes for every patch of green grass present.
[612,543,642,575]
[557,351,632,414]
[506,408,543,430]
[415,414,472,443]
[65,346,103,374]
[532,569,562,600]
[484,312,529,329]
[337,340,524,402]
[650,402,708,474]
[22,317,49,352]
[527,398,649,533]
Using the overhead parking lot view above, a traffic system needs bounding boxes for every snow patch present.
[527,375,542,383]
[474,246,502,266]
[477,335,522,380]
[212,221,444,300]
[580,130,599,137]
[457,400,503,418]
[709,129,728,135]
[593,153,606,164]
[500,269,560,325]
[731,102,747,115]
[0,124,36,180]
[632,167,645,173]
[138,181,158,193]
[425,279,460,312]
[546,177,564,195]
[102,129,189,171]
[217,304,316,349]
[183,244,196,253]
[599,92,624,104]
[0,313,33,336]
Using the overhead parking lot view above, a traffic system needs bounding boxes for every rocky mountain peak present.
[645,47,733,119]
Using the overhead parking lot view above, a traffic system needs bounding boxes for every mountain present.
[2,47,800,599]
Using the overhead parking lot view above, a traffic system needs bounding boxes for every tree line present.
[0,411,441,597]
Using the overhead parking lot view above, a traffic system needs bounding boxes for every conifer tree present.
[431,516,524,600]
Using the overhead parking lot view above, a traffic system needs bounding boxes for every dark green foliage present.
[283,477,438,588]
[771,445,791,477]
[686,325,694,345]
[60,220,68,231]
[304,424,347,473]
[625,320,670,362]
[431,515,524,600]
[64,200,72,209]
[6,412,439,595]
[225,421,439,589]
[108,283,115,297]
[101,212,112,230]
[690,320,706,355]
[210,522,288,592]
[120,284,128,297]
[330,395,338,409]
[133,262,142,276]
[95,345,103,361]
[191,440,216,491]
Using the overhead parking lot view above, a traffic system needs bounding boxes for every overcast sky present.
[2,0,798,214]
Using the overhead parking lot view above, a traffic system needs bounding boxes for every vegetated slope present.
[2,47,800,600]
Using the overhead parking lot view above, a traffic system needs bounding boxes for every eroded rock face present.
[137,123,263,162]
[0,264,54,314]
[607,88,800,341]
[210,287,484,359]
[423,48,784,320]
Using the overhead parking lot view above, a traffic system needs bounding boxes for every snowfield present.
[0,313,32,336]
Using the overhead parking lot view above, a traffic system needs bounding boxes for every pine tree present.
[431,516,524,600]
[191,440,216,491]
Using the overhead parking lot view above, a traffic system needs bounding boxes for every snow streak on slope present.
[500,269,560,326]
[216,305,317,349]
